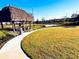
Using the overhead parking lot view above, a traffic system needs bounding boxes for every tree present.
[41,17,45,24]
[71,14,78,18]
[76,15,79,18]
[41,17,45,21]
[36,19,39,24]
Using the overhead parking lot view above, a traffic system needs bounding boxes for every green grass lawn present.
[22,26,79,59]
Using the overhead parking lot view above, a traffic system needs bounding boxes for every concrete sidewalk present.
[0,32,33,59]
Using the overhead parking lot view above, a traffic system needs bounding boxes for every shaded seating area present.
[0,6,34,32]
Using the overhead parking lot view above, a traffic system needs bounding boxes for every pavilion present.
[0,6,34,31]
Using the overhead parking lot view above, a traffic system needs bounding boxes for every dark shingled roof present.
[0,6,34,22]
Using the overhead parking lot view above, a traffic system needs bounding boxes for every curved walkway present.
[0,31,34,59]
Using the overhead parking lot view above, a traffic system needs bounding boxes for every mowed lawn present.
[22,27,79,59]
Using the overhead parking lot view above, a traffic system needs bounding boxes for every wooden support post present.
[1,22,3,29]
[29,21,32,30]
[23,21,26,31]
[18,22,21,28]
[21,21,24,27]
[25,21,28,30]
[26,21,29,31]
[21,21,24,31]
[12,21,16,32]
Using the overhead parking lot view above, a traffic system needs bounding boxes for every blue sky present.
[0,0,79,20]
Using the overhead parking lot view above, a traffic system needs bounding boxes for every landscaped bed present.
[0,30,14,49]
[21,27,79,59]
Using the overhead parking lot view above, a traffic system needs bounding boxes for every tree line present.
[35,14,79,26]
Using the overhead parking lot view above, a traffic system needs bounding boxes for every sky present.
[0,0,79,20]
